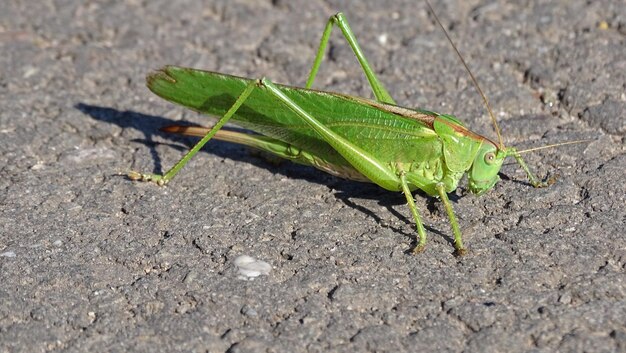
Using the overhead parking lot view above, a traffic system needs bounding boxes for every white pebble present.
[0,251,16,258]
[234,255,272,280]
[377,33,388,45]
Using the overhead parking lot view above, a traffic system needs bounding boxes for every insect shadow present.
[77,102,456,248]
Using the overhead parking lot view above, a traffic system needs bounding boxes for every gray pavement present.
[1,0,625,352]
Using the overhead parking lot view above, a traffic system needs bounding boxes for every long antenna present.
[423,0,505,150]
[514,139,593,154]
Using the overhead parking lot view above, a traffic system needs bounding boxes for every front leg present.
[509,149,556,188]
[435,182,466,256]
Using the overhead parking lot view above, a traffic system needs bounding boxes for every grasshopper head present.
[468,142,505,195]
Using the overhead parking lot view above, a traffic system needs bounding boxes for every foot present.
[412,243,426,254]
[531,174,558,188]
[128,171,168,186]
[454,247,467,257]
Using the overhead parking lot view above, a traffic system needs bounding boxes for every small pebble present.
[234,255,272,280]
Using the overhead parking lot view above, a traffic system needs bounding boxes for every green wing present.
[147,66,440,166]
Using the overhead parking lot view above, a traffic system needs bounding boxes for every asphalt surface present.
[1,0,625,352]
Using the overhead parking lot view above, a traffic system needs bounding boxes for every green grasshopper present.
[130,1,586,255]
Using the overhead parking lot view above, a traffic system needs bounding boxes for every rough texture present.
[1,0,624,352]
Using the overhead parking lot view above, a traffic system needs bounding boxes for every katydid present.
[129,1,588,255]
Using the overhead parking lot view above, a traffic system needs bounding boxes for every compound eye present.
[484,152,496,165]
